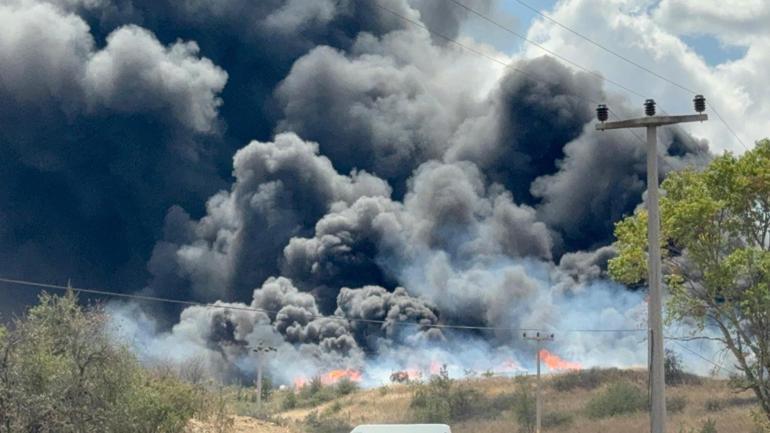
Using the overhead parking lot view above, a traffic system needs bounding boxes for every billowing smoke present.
[2,0,717,380]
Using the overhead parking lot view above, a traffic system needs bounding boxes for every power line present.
[371,1,647,148]
[445,0,647,101]
[504,0,748,149]
[669,339,736,375]
[0,276,646,334]
[510,0,696,95]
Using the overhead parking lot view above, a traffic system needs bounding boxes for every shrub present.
[705,399,723,411]
[488,392,517,413]
[511,378,535,433]
[542,411,574,429]
[585,382,647,419]
[552,368,619,392]
[335,377,359,397]
[324,401,343,415]
[667,396,688,413]
[666,350,702,386]
[282,391,298,410]
[409,366,485,423]
[0,291,210,433]
[304,411,352,433]
[701,418,718,433]
[298,378,336,407]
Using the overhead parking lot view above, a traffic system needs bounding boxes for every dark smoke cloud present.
[146,133,390,306]
[281,160,552,313]
[0,0,416,297]
[410,0,495,42]
[336,285,443,348]
[110,276,445,381]
[0,0,227,296]
[531,114,711,251]
[446,56,601,204]
[3,0,715,380]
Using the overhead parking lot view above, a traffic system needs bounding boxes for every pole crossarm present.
[596,114,707,130]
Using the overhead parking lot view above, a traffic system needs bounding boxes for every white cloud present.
[519,0,768,153]
[654,0,770,45]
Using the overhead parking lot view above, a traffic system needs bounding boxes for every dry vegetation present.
[195,368,762,433]
[2,292,759,433]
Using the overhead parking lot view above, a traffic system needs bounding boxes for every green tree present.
[0,291,210,433]
[609,139,770,420]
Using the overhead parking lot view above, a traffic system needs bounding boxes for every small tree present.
[512,377,535,433]
[610,139,770,421]
[0,291,210,433]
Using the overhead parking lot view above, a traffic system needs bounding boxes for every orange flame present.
[539,349,582,371]
[293,376,308,389]
[429,361,442,375]
[293,369,362,389]
[404,369,422,380]
[322,369,362,384]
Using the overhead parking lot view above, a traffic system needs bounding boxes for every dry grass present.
[194,370,761,433]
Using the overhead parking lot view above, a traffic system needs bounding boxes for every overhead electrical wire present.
[669,340,737,375]
[445,0,647,101]
[0,276,647,334]
[370,1,647,146]
[499,0,748,149]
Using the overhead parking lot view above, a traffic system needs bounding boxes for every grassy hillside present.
[195,368,761,433]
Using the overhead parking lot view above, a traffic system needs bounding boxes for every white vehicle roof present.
[350,425,451,433]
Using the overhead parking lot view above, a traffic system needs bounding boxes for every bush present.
[585,382,647,419]
[304,411,352,433]
[323,400,343,416]
[282,391,298,410]
[488,392,517,413]
[335,377,359,397]
[542,411,574,429]
[667,396,688,413]
[701,418,718,433]
[298,378,336,407]
[511,378,535,433]
[409,366,486,423]
[0,291,211,433]
[705,399,723,411]
[666,350,702,386]
[552,368,619,392]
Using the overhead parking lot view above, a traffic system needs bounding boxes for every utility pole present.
[251,341,277,410]
[523,331,554,433]
[595,96,708,433]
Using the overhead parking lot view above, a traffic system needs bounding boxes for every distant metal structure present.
[523,332,554,433]
[596,97,708,433]
[251,341,277,409]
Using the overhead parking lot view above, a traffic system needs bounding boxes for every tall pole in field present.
[524,332,554,433]
[595,96,708,433]
[251,341,277,409]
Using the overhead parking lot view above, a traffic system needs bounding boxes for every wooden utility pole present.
[523,332,554,433]
[596,96,708,433]
[251,341,277,409]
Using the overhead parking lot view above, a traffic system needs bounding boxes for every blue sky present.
[464,0,746,66]
[680,34,747,65]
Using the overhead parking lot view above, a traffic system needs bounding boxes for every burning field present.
[10,0,717,389]
[288,349,582,391]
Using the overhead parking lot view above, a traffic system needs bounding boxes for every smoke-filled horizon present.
[0,0,724,382]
